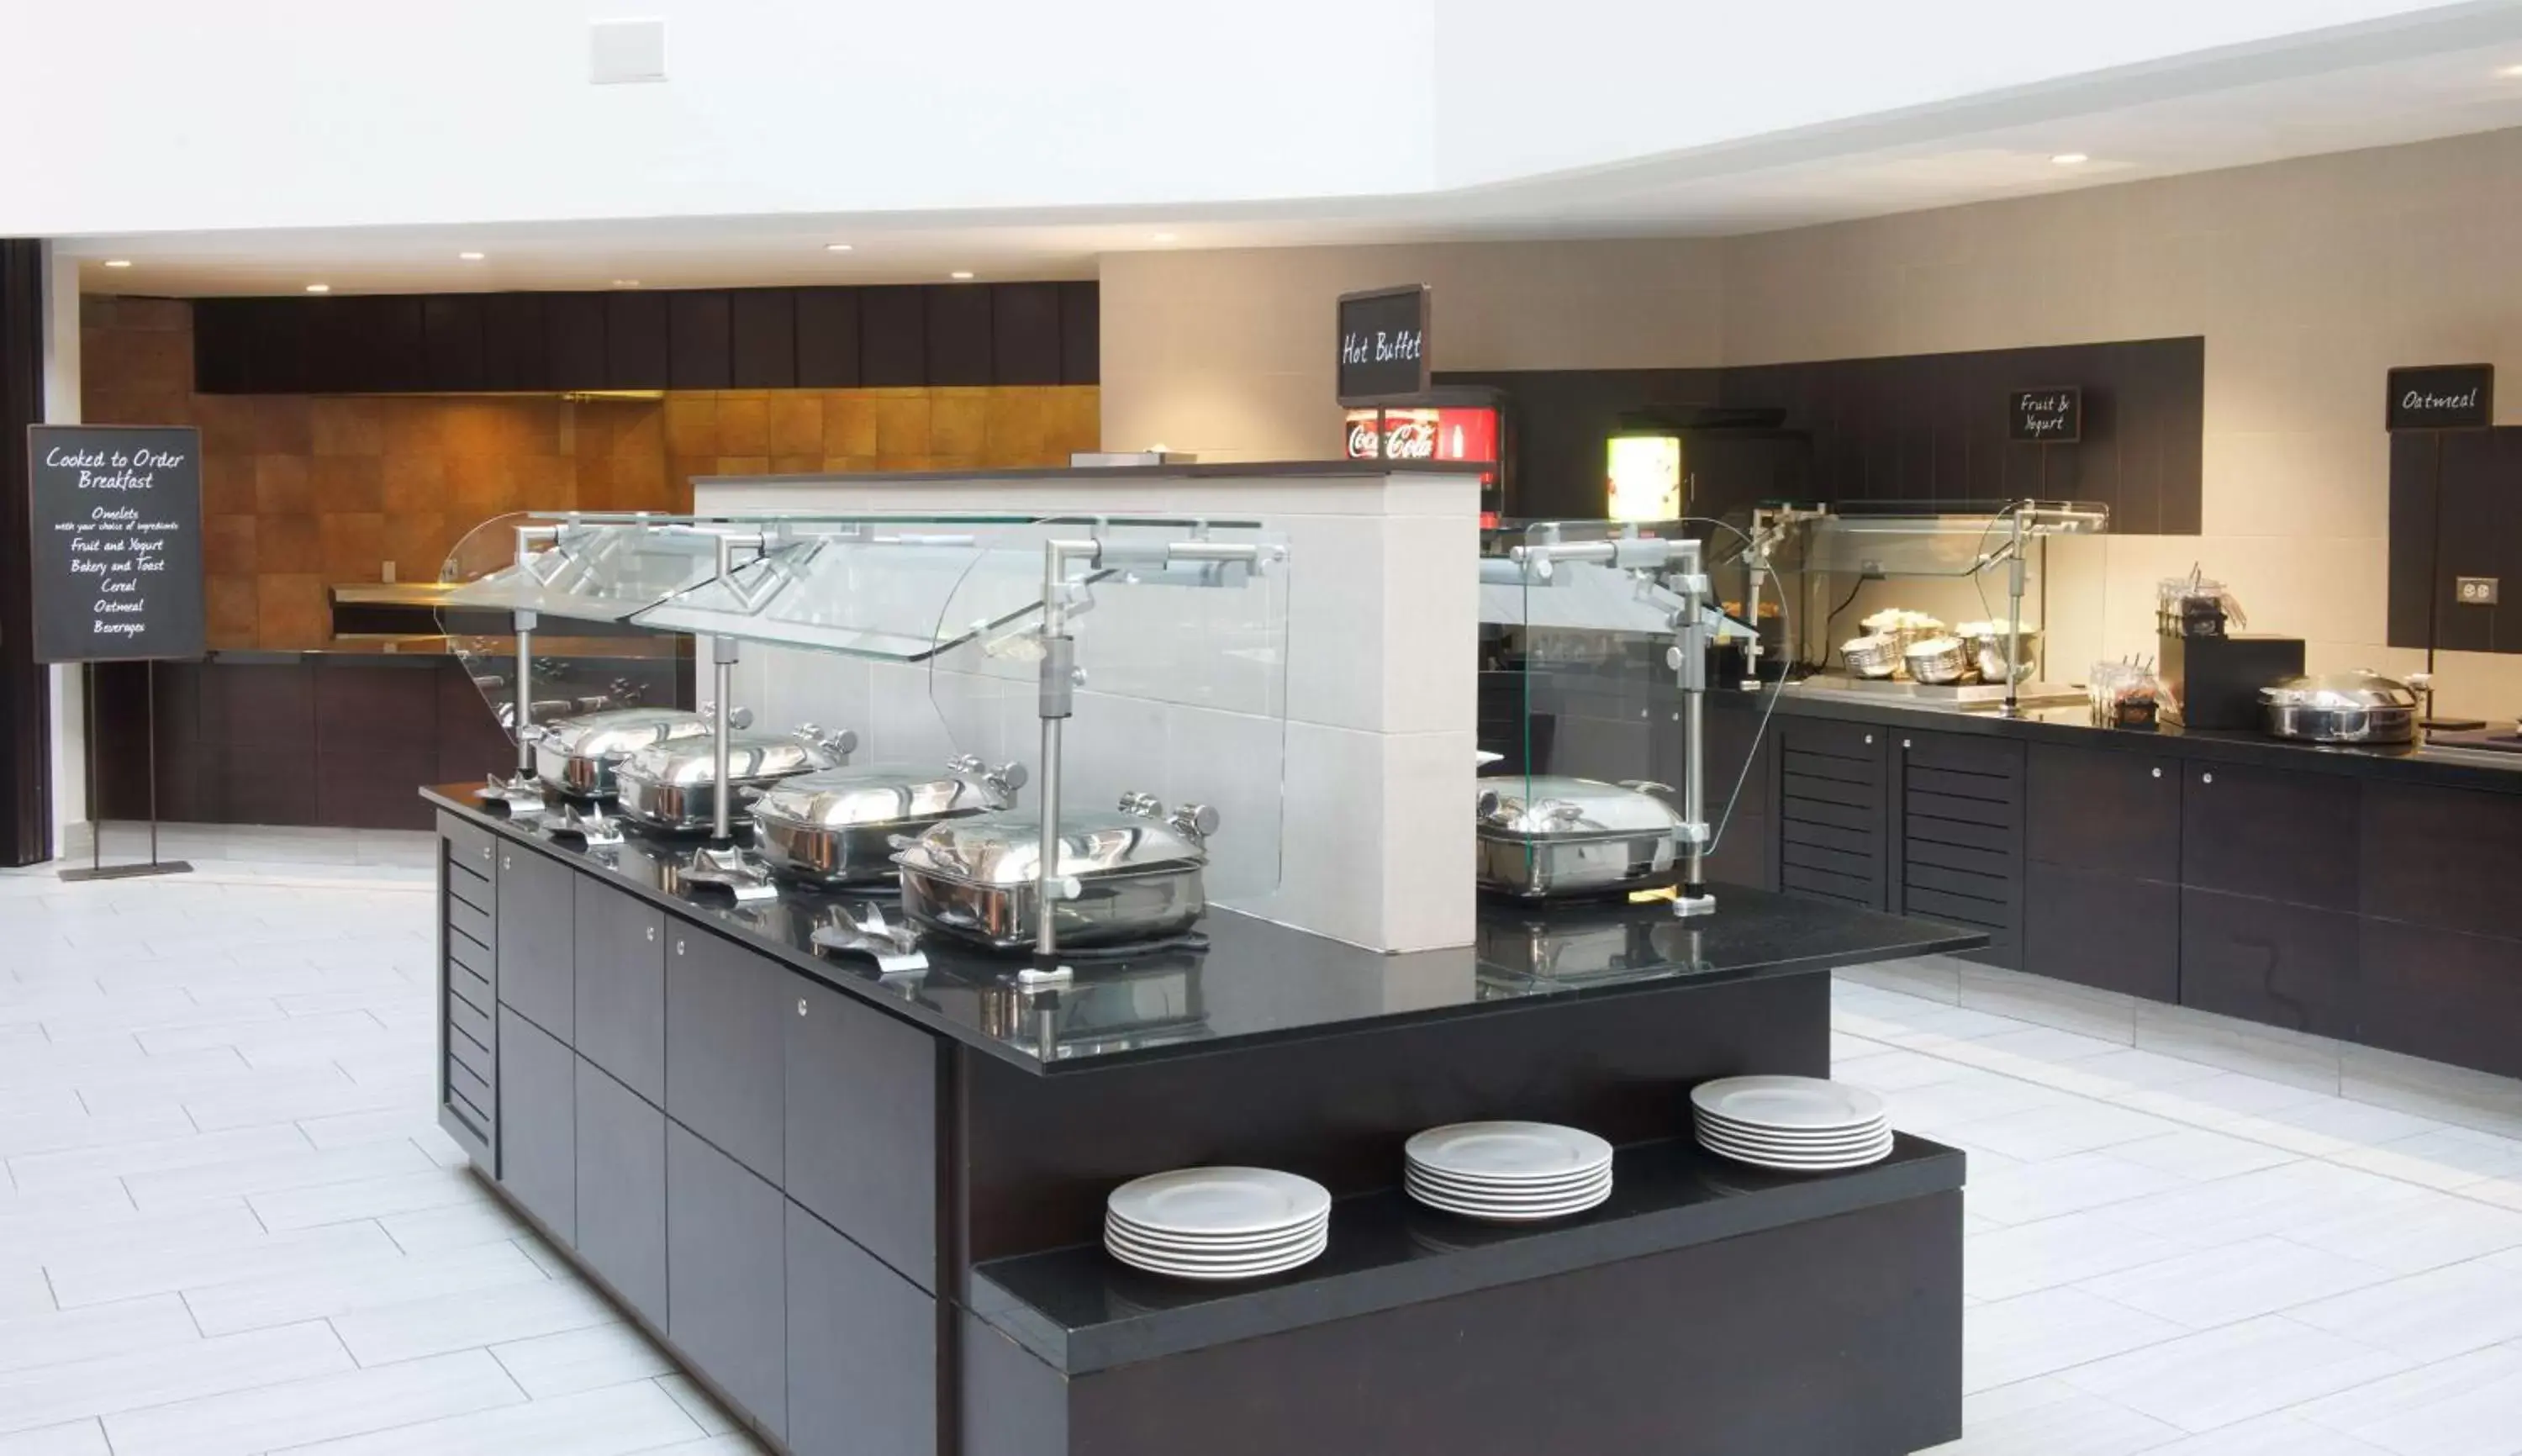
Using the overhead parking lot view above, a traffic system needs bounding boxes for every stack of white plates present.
[1103,1168,1332,1281]
[1691,1076,1892,1171]
[1404,1121,1615,1221]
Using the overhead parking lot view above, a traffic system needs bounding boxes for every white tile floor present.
[10,830,2522,1454]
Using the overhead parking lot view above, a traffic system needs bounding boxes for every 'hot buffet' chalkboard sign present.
[27,425,205,663]
[1337,285,1432,406]
[2387,363,2493,431]
[2008,388,2083,444]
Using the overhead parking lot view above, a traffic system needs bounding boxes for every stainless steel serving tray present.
[752,757,1025,886]
[895,796,1216,951]
[1475,775,1699,900]
[530,708,712,798]
[614,727,856,831]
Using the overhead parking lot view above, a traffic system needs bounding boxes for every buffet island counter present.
[428,788,1981,1456]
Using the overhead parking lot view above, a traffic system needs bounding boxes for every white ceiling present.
[63,14,2522,298]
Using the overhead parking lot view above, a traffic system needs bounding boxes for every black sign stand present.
[61,662,191,883]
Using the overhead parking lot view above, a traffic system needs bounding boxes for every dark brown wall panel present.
[860,288,926,388]
[423,296,488,393]
[794,289,862,388]
[989,283,1063,386]
[926,286,993,388]
[481,293,549,392]
[544,292,609,389]
[1058,281,1100,387]
[729,289,797,389]
[667,291,733,391]
[0,240,50,862]
[605,292,671,390]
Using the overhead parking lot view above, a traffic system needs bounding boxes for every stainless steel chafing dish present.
[894,792,1218,951]
[614,725,859,831]
[753,756,1027,886]
[2261,671,2425,745]
[530,708,714,799]
[1475,775,1703,900]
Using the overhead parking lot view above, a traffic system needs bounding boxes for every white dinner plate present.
[1103,1216,1327,1259]
[1106,1168,1332,1237]
[1404,1165,1613,1201]
[1404,1123,1615,1184]
[1691,1077,1886,1132]
[1698,1132,1893,1171]
[1106,1232,1327,1281]
[1695,1110,1897,1145]
[1407,1182,1612,1222]
[1105,1223,1327,1266]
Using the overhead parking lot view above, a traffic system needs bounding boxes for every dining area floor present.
[5,826,2522,1455]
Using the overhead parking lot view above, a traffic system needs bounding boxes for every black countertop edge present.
[694,460,1489,488]
[422,787,1985,1078]
[1714,688,2522,795]
[208,648,453,668]
[965,1133,1965,1375]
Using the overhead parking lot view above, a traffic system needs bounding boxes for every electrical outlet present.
[2456,576,2500,606]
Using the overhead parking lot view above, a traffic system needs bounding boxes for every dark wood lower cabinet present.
[575,878,666,1105]
[495,1008,576,1245]
[2023,863,2178,1002]
[784,979,939,1290]
[787,1201,937,1456]
[2358,918,2522,1079]
[573,1057,666,1322]
[666,927,787,1184]
[2177,888,2360,1039]
[667,1121,788,1442]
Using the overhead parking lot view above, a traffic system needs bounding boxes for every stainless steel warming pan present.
[752,757,1026,886]
[614,726,858,831]
[1475,775,1700,900]
[530,708,713,798]
[894,793,1218,951]
[2260,671,2424,745]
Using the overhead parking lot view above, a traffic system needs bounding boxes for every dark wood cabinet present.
[2028,743,2180,880]
[860,288,927,388]
[2359,918,2522,1079]
[2025,863,2179,1001]
[544,292,609,389]
[730,289,798,389]
[423,295,488,392]
[497,1006,577,1244]
[1775,720,1888,910]
[794,288,862,388]
[605,292,672,391]
[575,1055,667,1321]
[481,293,549,391]
[667,1122,788,1440]
[439,820,498,1168]
[2178,888,2360,1038]
[785,980,939,1288]
[1058,281,1100,387]
[989,283,1063,387]
[497,846,577,1042]
[2181,762,2359,905]
[926,287,994,388]
[667,291,734,391]
[788,1200,938,1456]
[1893,731,2023,967]
[2361,781,2522,943]
[667,923,787,1183]
[576,878,667,1105]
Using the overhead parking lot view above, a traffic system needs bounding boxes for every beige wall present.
[1099,239,1727,462]
[1100,126,2522,717]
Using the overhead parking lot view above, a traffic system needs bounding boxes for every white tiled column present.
[41,242,84,858]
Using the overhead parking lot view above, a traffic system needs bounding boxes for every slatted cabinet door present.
[437,814,498,1168]
[1892,732,2025,968]
[1775,720,1890,910]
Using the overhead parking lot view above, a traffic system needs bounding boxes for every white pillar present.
[40,245,82,858]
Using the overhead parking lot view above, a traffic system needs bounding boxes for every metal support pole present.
[514,609,538,775]
[1667,541,1716,917]
[2002,505,2029,720]
[710,533,738,844]
[1034,538,1092,959]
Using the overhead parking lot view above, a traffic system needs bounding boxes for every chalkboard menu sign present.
[2008,388,2083,443]
[2387,363,2493,431]
[1336,285,1431,405]
[27,425,205,663]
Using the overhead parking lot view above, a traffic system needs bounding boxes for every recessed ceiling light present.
[611,278,641,288]
[1152,232,1178,243]
[457,251,486,261]
[824,242,853,253]
[305,282,331,293]
[102,259,132,269]
[949,271,975,281]
[2050,152,2090,166]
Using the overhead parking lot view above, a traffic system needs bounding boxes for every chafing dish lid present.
[1476,775,1687,840]
[753,759,1021,827]
[900,804,1211,885]
[538,708,710,759]
[619,731,847,786]
[2259,671,2422,711]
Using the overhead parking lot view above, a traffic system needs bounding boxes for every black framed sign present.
[1336,285,1432,406]
[2008,388,2083,444]
[26,425,205,663]
[2387,364,2493,431]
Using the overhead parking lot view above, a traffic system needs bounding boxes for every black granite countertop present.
[424,788,1983,1077]
[966,1133,1965,1374]
[1715,686,2522,795]
[698,459,1488,488]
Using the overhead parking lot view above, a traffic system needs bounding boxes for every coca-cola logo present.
[1383,421,1436,458]
[1345,422,1380,458]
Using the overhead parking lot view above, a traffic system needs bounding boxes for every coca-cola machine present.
[1343,386,1508,526]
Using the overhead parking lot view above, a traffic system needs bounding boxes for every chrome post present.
[1673,541,1715,915]
[2002,504,2029,720]
[1034,538,1095,959]
[513,608,537,776]
[710,530,739,843]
